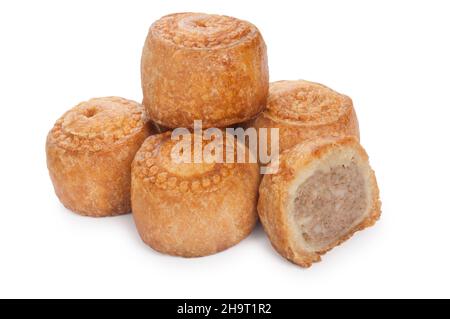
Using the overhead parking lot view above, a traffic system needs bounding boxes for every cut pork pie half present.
[257,136,381,267]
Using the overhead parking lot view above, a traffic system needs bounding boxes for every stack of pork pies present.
[46,12,381,268]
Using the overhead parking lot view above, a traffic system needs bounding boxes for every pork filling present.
[294,161,367,250]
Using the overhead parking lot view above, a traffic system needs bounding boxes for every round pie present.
[46,97,151,217]
[253,80,360,154]
[141,12,269,128]
[131,131,260,257]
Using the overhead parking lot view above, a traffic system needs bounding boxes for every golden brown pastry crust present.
[141,12,269,129]
[257,136,381,267]
[131,132,260,257]
[46,97,151,217]
[253,80,360,153]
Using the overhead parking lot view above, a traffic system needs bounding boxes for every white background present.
[1,0,449,299]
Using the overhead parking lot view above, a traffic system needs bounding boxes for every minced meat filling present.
[294,161,367,250]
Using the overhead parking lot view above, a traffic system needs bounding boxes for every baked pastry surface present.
[131,132,260,257]
[46,97,151,217]
[141,12,269,128]
[253,80,359,153]
[258,136,381,267]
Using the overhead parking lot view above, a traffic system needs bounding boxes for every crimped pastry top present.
[265,80,353,125]
[133,132,241,193]
[150,12,257,49]
[47,97,147,152]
